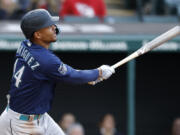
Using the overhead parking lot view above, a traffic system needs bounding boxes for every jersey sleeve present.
[43,56,99,84]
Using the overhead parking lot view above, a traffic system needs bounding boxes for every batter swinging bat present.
[111,26,180,69]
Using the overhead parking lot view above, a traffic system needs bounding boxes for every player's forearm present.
[64,68,99,84]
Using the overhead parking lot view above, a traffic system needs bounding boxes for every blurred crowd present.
[0,0,106,21]
[2,0,180,21]
[58,113,180,135]
[58,113,124,135]
[172,118,180,135]
[142,0,180,16]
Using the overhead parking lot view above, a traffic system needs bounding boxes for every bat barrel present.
[137,25,180,55]
[111,26,180,69]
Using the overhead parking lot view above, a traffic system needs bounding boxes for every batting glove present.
[88,65,115,85]
[98,65,115,80]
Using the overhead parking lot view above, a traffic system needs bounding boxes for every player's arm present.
[46,62,98,84]
[44,58,114,84]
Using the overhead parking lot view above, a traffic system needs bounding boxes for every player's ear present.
[33,31,41,39]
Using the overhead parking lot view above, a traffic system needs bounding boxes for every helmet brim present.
[52,16,60,22]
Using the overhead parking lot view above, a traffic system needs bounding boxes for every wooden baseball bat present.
[111,26,180,69]
[89,26,180,85]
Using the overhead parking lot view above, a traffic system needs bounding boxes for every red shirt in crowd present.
[59,0,106,20]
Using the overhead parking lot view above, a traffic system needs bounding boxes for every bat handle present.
[111,63,120,69]
[111,52,139,69]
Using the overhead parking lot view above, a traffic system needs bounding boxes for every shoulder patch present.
[58,63,67,75]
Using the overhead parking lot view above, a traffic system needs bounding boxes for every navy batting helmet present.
[20,9,60,39]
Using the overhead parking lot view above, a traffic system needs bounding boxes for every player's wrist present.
[88,68,103,85]
[98,68,102,78]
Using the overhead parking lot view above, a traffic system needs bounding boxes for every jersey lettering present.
[31,62,40,70]
[27,57,34,66]
[13,59,18,74]
[16,45,23,54]
[17,45,40,70]
[14,66,25,88]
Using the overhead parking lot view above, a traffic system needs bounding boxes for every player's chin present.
[51,38,57,42]
[52,36,57,42]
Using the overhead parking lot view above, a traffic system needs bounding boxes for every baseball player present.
[0,9,115,135]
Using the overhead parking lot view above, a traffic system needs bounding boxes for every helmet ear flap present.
[55,25,59,35]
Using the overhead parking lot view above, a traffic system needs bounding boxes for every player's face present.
[37,25,57,43]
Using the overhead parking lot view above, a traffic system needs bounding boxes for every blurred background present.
[1,0,180,135]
